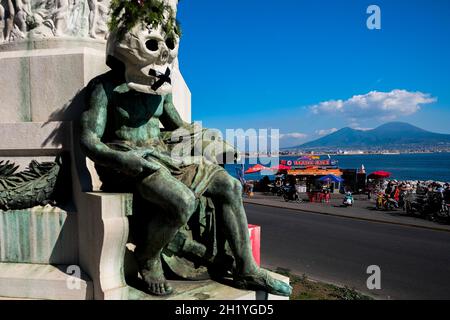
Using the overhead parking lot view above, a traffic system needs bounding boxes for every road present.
[245,203,450,300]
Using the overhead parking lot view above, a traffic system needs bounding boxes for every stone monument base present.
[128,272,290,301]
[0,263,288,301]
[0,263,93,300]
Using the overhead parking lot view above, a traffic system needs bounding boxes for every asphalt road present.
[245,203,450,300]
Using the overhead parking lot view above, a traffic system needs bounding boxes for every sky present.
[176,0,450,147]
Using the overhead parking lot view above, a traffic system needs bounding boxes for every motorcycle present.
[405,190,441,220]
[282,185,302,203]
[267,184,283,197]
[432,192,450,223]
[343,192,354,207]
[376,193,398,211]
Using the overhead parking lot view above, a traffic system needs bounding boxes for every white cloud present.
[316,128,338,136]
[280,132,308,139]
[310,90,436,120]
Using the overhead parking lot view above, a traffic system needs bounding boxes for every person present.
[244,180,254,197]
[0,0,14,41]
[54,0,69,36]
[275,177,282,188]
[260,175,271,193]
[393,185,400,203]
[88,0,110,38]
[14,0,30,33]
[80,0,291,298]
[385,182,393,196]
[444,183,450,204]
[0,3,4,42]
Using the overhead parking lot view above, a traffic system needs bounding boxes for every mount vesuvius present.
[289,122,450,150]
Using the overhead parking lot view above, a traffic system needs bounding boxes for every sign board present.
[281,157,338,168]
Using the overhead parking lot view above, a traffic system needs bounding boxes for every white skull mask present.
[106,1,179,95]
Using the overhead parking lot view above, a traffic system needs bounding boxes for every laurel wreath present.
[109,0,182,39]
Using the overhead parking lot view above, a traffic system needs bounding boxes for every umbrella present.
[317,174,344,183]
[245,164,271,174]
[270,164,292,172]
[368,171,392,179]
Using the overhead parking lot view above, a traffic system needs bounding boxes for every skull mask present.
[106,0,180,95]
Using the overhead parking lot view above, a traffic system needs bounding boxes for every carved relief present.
[0,159,61,211]
[0,0,111,42]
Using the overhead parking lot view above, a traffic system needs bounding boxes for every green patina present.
[0,207,69,264]
[122,194,134,217]
[19,56,31,122]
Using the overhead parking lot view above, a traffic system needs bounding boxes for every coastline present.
[244,151,449,158]
[230,152,450,183]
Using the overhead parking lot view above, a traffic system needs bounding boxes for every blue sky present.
[177,0,450,147]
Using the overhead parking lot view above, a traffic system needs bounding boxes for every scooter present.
[343,192,354,207]
[377,193,398,211]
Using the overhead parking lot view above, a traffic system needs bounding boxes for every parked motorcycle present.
[282,185,302,203]
[267,184,283,197]
[343,192,354,207]
[376,193,398,211]
[432,191,450,223]
[404,190,438,220]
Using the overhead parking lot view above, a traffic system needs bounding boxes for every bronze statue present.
[80,0,291,297]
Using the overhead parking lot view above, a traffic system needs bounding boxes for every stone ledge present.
[0,263,93,300]
[128,272,290,301]
[0,38,107,53]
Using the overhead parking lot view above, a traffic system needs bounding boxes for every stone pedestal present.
[0,39,288,301]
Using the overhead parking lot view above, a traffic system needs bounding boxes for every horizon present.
[177,0,450,148]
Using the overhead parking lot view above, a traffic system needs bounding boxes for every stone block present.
[0,46,109,123]
[0,121,71,153]
[29,53,85,122]
[0,56,31,122]
[77,192,133,300]
[0,207,78,265]
[0,263,93,300]
[0,41,192,124]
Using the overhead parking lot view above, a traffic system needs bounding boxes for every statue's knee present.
[172,193,196,226]
[217,175,243,201]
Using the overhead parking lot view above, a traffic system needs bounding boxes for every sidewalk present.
[243,193,450,232]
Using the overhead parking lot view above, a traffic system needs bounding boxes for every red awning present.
[368,171,392,179]
[245,164,271,174]
[270,164,292,171]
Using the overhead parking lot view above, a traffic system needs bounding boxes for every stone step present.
[0,263,93,300]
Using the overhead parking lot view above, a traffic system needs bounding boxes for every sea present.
[224,153,450,183]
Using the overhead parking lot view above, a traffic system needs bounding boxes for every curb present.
[243,200,450,233]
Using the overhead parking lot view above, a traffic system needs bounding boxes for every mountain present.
[290,122,450,150]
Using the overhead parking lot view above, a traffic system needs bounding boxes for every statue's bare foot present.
[234,268,292,297]
[140,258,173,296]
